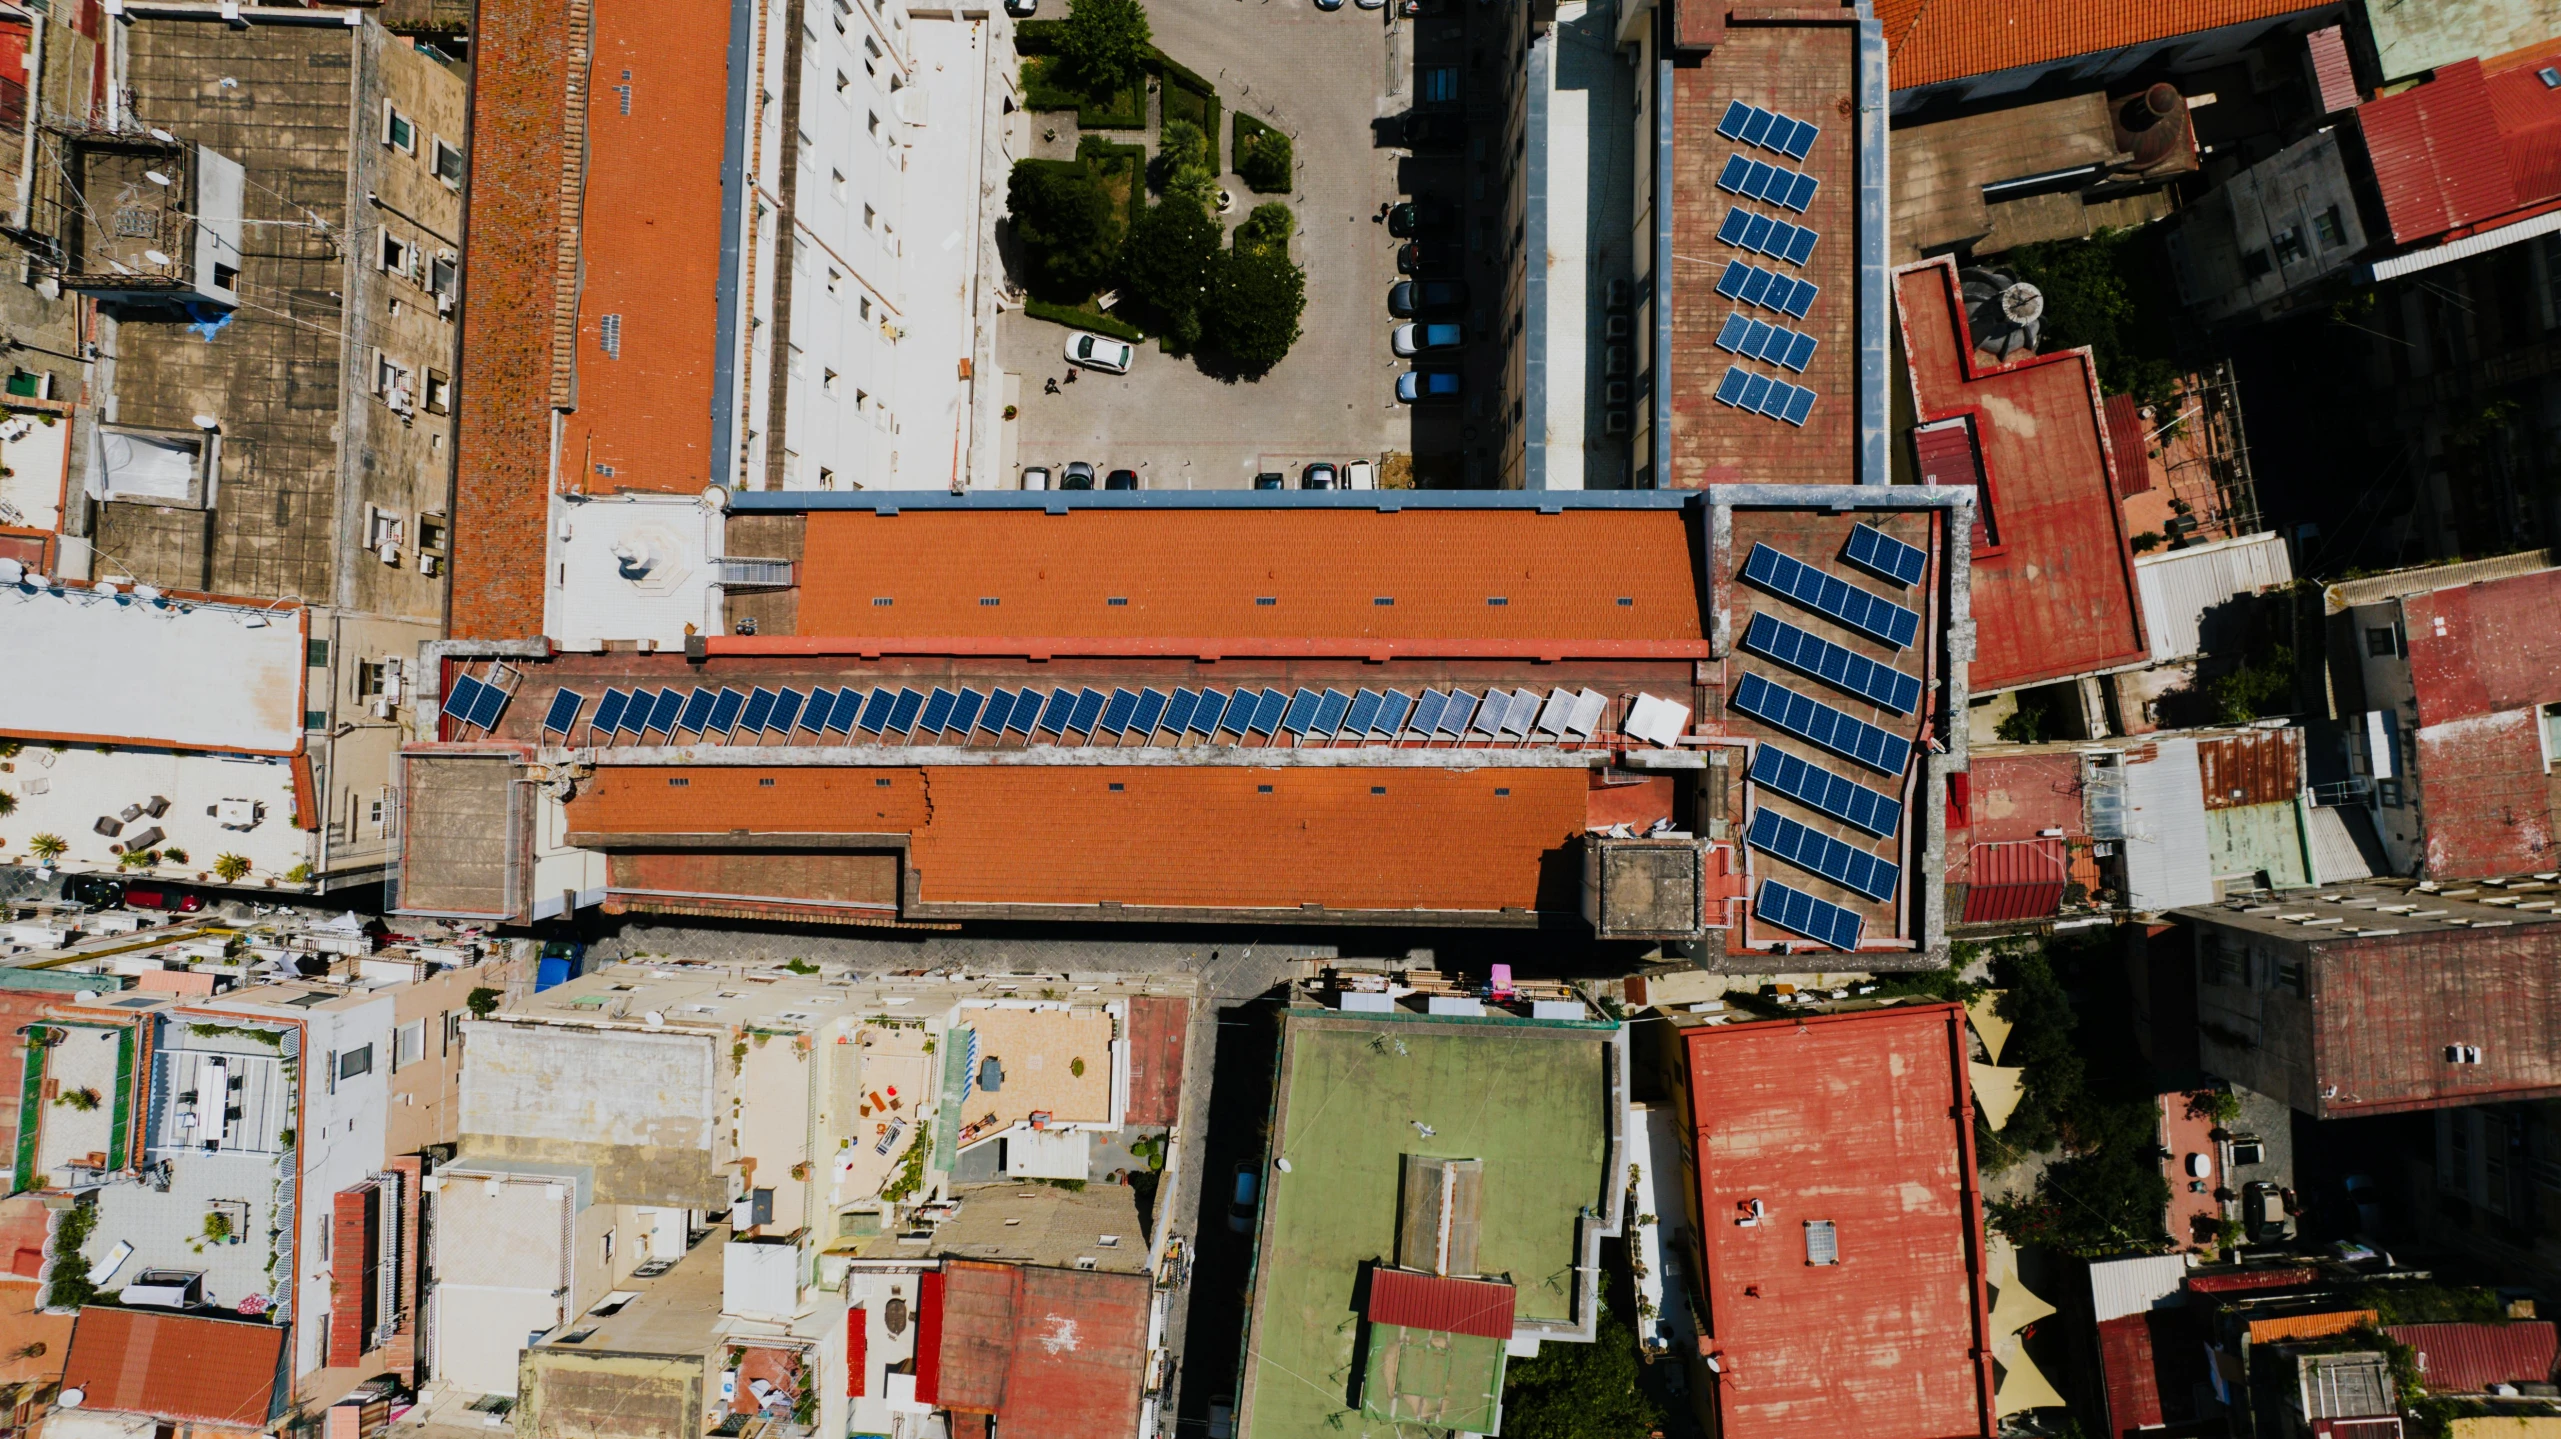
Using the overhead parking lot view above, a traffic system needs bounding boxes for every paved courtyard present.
[997,0,1415,489]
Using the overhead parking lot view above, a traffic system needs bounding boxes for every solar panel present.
[1408,690,1449,737]
[468,680,509,731]
[1470,690,1509,737]
[1756,877,1863,950]
[1714,153,1818,212]
[644,688,683,736]
[826,688,863,734]
[541,689,584,735]
[1345,689,1384,738]
[1713,314,1818,373]
[1732,672,1913,775]
[1741,543,1921,648]
[1844,523,1929,587]
[1566,688,1608,737]
[741,688,777,735]
[1189,689,1228,736]
[919,688,957,734]
[1067,688,1106,735]
[1312,688,1352,736]
[1006,689,1043,734]
[1216,689,1256,735]
[1097,689,1139,736]
[1500,688,1540,737]
[671,687,711,735]
[1166,688,1206,735]
[705,688,746,736]
[1374,690,1415,738]
[1037,689,1076,735]
[980,689,1019,734]
[948,688,987,734]
[1248,688,1287,736]
[1743,612,1923,716]
[615,688,652,739]
[1280,688,1322,736]
[1131,688,1169,736]
[593,688,630,736]
[1750,742,1903,838]
[856,688,895,734]
[887,688,926,734]
[1534,689,1574,736]
[796,688,833,734]
[1438,690,1479,736]
[1747,807,1900,901]
[442,675,486,723]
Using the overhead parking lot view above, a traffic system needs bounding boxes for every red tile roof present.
[1893,258,2148,692]
[934,1261,1150,1434]
[1684,1005,1995,1439]
[1878,0,2331,94]
[2386,1322,2559,1393]
[60,1306,288,1427]
[1365,1271,1517,1340]
[785,509,1707,658]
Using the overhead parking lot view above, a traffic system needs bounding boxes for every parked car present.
[1344,460,1376,490]
[1396,368,1462,403]
[122,884,205,914]
[1392,322,1463,356]
[1003,0,1036,13]
[1062,330,1135,374]
[1402,113,1465,151]
[1253,472,1284,490]
[1389,279,1468,317]
[1208,1396,1237,1439]
[59,874,125,909]
[1301,462,1337,490]
[1061,461,1096,490]
[1396,239,1458,276]
[1387,198,1454,237]
[1226,1163,1260,1232]
[1315,0,1344,10]
[1020,465,1051,491]
[1104,469,1139,490]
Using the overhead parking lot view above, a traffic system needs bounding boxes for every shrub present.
[1009,159,1118,301]
[1501,1304,1666,1438]
[1150,117,1215,211]
[1054,0,1151,97]
[28,833,64,862]
[1233,201,1293,257]
[1233,114,1292,193]
[1023,299,1147,342]
[1118,196,1222,350]
[283,862,311,883]
[466,986,502,1019]
[1202,242,1306,375]
[213,853,251,883]
[0,793,14,818]
[55,1087,98,1112]
[116,848,158,871]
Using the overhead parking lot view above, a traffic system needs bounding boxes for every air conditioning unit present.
[436,293,454,317]
[420,553,440,576]
[370,696,394,720]
[377,540,400,566]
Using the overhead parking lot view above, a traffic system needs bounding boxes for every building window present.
[836,68,852,96]
[2270,226,2307,265]
[2366,626,2397,657]
[2275,956,2304,994]
[429,254,458,299]
[419,514,448,555]
[374,352,414,413]
[2377,777,2405,808]
[2231,1138,2265,1166]
[339,1044,373,1080]
[424,370,451,414]
[382,102,415,153]
[831,169,847,201]
[2541,701,2561,771]
[367,506,405,551]
[2314,206,2346,248]
[858,296,872,320]
[379,229,414,277]
[432,137,465,187]
[827,267,843,296]
[822,368,839,396]
[2241,248,2272,279]
[394,1020,425,1069]
[598,313,622,359]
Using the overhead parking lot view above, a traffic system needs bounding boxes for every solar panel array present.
[1741,612,1922,715]
[1747,807,1900,901]
[1712,366,1817,427]
[1714,260,1817,320]
[1716,99,1819,162]
[1844,522,1929,587]
[1714,313,1817,373]
[1741,544,1921,648]
[1732,672,1912,775]
[1756,877,1863,950]
[1716,207,1818,267]
[1715,153,1818,213]
[538,682,1618,748]
[440,672,513,734]
[1749,742,1902,837]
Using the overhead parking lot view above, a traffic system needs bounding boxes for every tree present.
[1501,1306,1666,1439]
[1233,201,1293,257]
[1007,160,1116,300]
[1149,117,1215,211]
[1202,242,1305,376]
[1117,196,1221,349]
[1055,0,1151,97]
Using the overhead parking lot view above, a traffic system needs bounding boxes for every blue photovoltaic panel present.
[1783,225,1817,266]
[1746,807,1900,901]
[1187,689,1226,735]
[1739,105,1773,146]
[1471,690,1509,736]
[645,688,684,736]
[795,688,832,733]
[1131,688,1169,735]
[1715,368,1752,406]
[1741,543,1921,648]
[1408,690,1449,736]
[1166,688,1205,735]
[919,688,957,734]
[979,689,1018,734]
[617,689,655,739]
[1716,98,1753,139]
[1216,689,1257,735]
[468,682,508,731]
[1716,153,1752,192]
[1844,523,1929,587]
[1732,672,1913,775]
[826,688,863,734]
[1756,878,1863,950]
[542,689,584,735]
[768,688,805,735]
[1719,261,1817,319]
[1067,688,1106,734]
[1097,689,1139,736]
[1718,101,1817,161]
[1713,154,1817,212]
[1438,690,1479,736]
[1312,689,1352,736]
[1713,315,1818,373]
[886,688,926,734]
[1037,689,1076,735]
[1501,688,1541,737]
[442,674,486,722]
[1280,688,1321,735]
[740,688,777,735]
[1750,743,1903,838]
[1344,690,1383,737]
[1374,690,1413,737]
[705,688,746,735]
[1007,690,1044,733]
[857,688,895,733]
[1248,688,1288,736]
[948,688,986,734]
[1743,612,1923,716]
[592,688,630,735]
[676,688,716,734]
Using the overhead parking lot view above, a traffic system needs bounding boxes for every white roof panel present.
[0,582,304,753]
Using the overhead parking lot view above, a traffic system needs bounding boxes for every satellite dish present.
[144,170,170,186]
[143,249,171,267]
[643,1010,665,1029]
[147,127,175,142]
[58,1389,82,1409]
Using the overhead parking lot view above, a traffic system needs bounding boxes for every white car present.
[1344,460,1376,490]
[1063,330,1135,374]
[1392,321,1463,356]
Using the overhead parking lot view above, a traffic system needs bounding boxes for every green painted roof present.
[1360,1322,1509,1433]
[2367,0,2561,83]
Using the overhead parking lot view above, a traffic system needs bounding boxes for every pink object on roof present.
[1366,1270,1518,1340]
[1488,963,1513,998]
[2308,26,2358,114]
[2385,1322,2559,1394]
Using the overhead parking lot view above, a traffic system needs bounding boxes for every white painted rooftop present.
[0,579,306,752]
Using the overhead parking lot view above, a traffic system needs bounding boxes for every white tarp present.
[2121,738,2215,912]
[0,581,303,753]
[96,427,203,504]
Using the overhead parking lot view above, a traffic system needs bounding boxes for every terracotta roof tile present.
[936,1261,1150,1433]
[1878,0,2332,94]
[60,1306,287,1427]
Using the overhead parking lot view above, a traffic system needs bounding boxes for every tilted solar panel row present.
[1755,877,1863,950]
[1714,260,1818,321]
[1713,312,1818,374]
[1746,807,1900,902]
[1716,206,1819,267]
[1748,742,1903,838]
[542,689,585,736]
[1731,672,1913,776]
[1711,366,1817,427]
[1843,522,1929,587]
[1740,543,1921,649]
[1741,612,1923,716]
[1714,153,1819,213]
[1716,100,1819,162]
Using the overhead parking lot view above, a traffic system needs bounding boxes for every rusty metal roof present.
[2360,60,2521,243]
[934,1260,1151,1432]
[2386,1322,2559,1393]
[1365,1270,1518,1340]
[2197,728,2302,810]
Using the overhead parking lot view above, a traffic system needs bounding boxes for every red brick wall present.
[328,1184,380,1367]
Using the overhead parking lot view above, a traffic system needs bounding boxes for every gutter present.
[707,0,755,487]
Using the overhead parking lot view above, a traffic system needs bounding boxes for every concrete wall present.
[386,964,481,1157]
[459,1022,726,1206]
[428,1171,574,1395]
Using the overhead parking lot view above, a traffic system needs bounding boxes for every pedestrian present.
[1063,369,1078,385]
[1044,377,1060,395]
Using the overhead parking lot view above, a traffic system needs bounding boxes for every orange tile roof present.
[1878,0,2331,93]
[60,1306,287,1426]
[787,509,1705,654]
[568,764,1592,914]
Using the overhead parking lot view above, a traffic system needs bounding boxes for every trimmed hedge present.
[1021,55,1145,128]
[1013,17,1064,52]
[1232,112,1292,193]
[1078,136,1148,235]
[1018,27,1221,143]
[1023,298,1148,342]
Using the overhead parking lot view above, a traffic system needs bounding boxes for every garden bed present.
[1231,112,1293,194]
[1020,54,1144,129]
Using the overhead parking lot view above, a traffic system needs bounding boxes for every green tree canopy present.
[1501,1306,1667,1439]
[1007,159,1116,300]
[1117,195,1221,349]
[1055,0,1151,97]
[1150,117,1216,211]
[1202,242,1305,376]
[1233,201,1293,257]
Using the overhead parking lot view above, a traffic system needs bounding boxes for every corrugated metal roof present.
[2359,61,2519,244]
[2088,1253,2187,1323]
[2134,532,2295,663]
[2104,393,2153,496]
[2098,1315,2166,1434]
[2309,26,2358,114]
[2198,728,2303,810]
[59,1306,287,1427]
[1960,840,2066,922]
[2388,1322,2559,1392]
[1366,1270,1518,1340]
[1878,0,2332,94]
[2248,1309,2379,1344]
[2187,1264,2319,1294]
[2121,740,2215,912]
[2486,49,2561,213]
